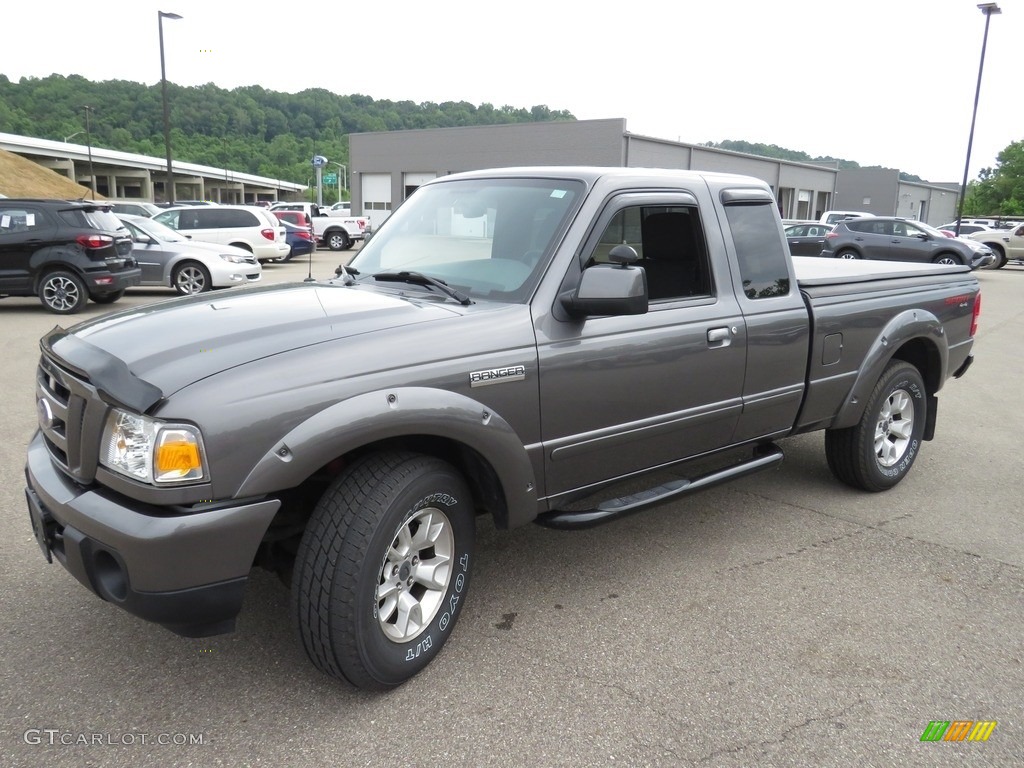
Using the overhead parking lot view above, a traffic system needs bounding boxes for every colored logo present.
[920,721,997,742]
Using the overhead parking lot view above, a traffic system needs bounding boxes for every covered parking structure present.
[0,132,305,204]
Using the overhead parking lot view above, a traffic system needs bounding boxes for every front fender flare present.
[831,308,947,430]
[236,387,538,526]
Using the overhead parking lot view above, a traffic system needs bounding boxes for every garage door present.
[360,173,392,230]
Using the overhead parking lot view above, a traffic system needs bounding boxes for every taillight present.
[76,234,113,248]
[825,232,838,240]
[970,292,981,337]
[260,228,276,241]
[357,220,366,231]
[296,230,312,241]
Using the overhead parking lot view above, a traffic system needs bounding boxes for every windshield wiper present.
[371,270,473,305]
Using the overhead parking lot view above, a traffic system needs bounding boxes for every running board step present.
[535,444,784,530]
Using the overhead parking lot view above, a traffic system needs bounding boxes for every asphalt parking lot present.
[1,253,1021,767]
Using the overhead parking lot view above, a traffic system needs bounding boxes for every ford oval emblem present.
[37,398,54,429]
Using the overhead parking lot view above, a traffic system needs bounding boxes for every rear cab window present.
[720,189,791,300]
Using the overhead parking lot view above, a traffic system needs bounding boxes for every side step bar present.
[534,444,784,530]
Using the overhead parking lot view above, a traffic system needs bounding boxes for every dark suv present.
[820,216,994,269]
[0,199,139,313]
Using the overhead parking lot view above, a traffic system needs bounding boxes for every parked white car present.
[118,214,262,294]
[152,204,289,262]
[819,210,872,225]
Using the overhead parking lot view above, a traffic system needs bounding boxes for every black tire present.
[990,245,1007,269]
[825,360,926,492]
[292,451,475,690]
[932,253,962,266]
[836,249,860,260]
[172,261,212,295]
[39,270,87,314]
[90,289,125,304]
[326,229,350,251]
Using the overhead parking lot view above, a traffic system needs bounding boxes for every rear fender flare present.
[831,309,947,429]
[236,387,538,526]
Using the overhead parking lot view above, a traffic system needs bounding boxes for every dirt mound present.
[0,148,101,199]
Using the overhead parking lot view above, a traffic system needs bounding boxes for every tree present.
[963,140,1024,216]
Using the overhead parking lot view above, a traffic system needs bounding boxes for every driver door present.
[535,193,746,502]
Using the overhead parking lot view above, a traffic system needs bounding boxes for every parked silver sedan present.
[117,214,262,294]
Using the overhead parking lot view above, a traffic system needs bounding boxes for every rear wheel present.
[90,289,125,304]
[825,360,926,492]
[172,262,212,295]
[836,249,859,260]
[39,270,87,314]
[326,230,350,251]
[292,452,475,690]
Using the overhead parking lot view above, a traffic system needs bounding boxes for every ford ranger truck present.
[25,167,980,690]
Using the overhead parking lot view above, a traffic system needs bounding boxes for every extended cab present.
[25,167,980,690]
[269,202,369,251]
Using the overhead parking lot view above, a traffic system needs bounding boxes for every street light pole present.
[63,131,84,143]
[159,10,183,205]
[331,162,347,203]
[955,3,1000,236]
[84,106,95,200]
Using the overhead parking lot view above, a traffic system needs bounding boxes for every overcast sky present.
[1,0,1020,183]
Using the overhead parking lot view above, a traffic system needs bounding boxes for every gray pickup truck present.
[25,167,980,690]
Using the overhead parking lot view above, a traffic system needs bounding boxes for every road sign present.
[323,173,337,185]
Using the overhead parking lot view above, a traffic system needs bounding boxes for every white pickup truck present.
[970,221,1024,269]
[270,202,369,251]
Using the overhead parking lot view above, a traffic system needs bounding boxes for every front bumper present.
[969,249,996,269]
[25,430,280,637]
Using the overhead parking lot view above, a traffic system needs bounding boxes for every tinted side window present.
[588,205,712,302]
[196,209,255,228]
[723,202,791,300]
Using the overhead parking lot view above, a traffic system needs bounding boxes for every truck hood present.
[46,282,461,407]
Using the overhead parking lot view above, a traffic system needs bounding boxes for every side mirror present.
[559,246,647,318]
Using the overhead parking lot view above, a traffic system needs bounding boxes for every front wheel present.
[326,230,350,251]
[932,253,962,266]
[824,360,926,492]
[172,262,212,295]
[292,452,475,690]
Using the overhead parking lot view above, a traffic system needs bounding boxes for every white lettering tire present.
[825,360,927,492]
[292,452,474,689]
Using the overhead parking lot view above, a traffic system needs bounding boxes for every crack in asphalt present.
[692,697,866,765]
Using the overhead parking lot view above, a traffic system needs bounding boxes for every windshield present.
[128,216,188,242]
[348,177,584,303]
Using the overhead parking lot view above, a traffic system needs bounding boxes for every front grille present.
[36,356,108,483]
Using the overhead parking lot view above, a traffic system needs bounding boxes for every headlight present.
[220,253,249,263]
[100,409,207,484]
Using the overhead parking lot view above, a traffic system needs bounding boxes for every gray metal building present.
[349,118,840,230]
[833,168,960,225]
